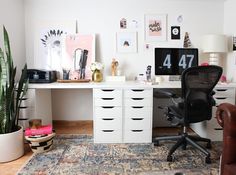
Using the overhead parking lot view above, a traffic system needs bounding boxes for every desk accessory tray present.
[57,79,90,83]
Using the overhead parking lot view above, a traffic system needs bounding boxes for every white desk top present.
[28,81,236,89]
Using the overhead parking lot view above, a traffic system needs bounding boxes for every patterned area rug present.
[18,135,221,175]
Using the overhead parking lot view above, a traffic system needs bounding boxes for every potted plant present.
[0,26,28,162]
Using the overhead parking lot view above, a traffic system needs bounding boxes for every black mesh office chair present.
[153,65,223,164]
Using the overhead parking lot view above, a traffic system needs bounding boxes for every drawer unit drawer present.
[124,129,151,143]
[124,117,152,130]
[214,88,235,97]
[93,89,122,98]
[214,97,235,106]
[124,89,152,98]
[94,129,122,143]
[124,106,152,119]
[94,106,122,119]
[124,98,152,107]
[94,97,122,107]
[95,117,122,130]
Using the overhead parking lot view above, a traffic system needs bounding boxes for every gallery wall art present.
[145,14,167,42]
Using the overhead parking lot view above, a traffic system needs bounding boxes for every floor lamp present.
[202,34,228,65]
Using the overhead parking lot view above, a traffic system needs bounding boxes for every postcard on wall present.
[116,32,137,53]
[34,20,76,71]
[145,14,167,42]
[62,34,95,80]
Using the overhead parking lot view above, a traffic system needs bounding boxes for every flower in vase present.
[90,62,104,72]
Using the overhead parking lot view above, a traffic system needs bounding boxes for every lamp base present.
[209,53,219,65]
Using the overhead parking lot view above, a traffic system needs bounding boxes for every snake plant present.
[0,26,28,134]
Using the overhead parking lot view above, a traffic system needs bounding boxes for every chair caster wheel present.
[167,155,173,162]
[182,144,187,150]
[154,141,159,146]
[206,142,212,149]
[205,156,211,164]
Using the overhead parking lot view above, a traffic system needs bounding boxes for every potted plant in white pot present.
[0,26,28,162]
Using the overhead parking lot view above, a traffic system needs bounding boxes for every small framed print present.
[145,14,167,42]
[116,32,137,53]
[233,36,236,51]
[171,26,180,40]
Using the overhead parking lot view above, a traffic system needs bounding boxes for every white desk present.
[27,81,236,142]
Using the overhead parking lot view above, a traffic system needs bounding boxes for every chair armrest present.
[154,89,180,98]
[216,103,236,129]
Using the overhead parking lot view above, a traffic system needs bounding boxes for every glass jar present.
[92,70,103,82]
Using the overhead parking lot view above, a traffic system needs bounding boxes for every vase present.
[92,70,103,82]
[0,126,24,162]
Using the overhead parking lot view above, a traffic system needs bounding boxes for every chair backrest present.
[181,65,222,124]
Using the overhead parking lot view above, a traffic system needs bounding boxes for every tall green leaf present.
[0,26,28,133]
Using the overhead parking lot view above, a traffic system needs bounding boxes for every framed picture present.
[145,14,167,42]
[116,32,137,53]
[171,26,180,40]
[62,34,95,80]
[34,20,76,70]
[233,36,236,51]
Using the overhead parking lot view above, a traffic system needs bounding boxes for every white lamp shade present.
[202,34,228,53]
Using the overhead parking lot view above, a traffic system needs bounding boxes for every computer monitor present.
[155,48,198,75]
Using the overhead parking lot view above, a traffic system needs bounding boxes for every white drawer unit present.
[124,89,152,98]
[94,129,122,143]
[94,106,122,118]
[124,129,152,143]
[123,88,153,143]
[125,106,152,119]
[124,98,152,107]
[93,88,123,143]
[18,89,36,129]
[124,117,152,130]
[94,97,122,107]
[93,89,122,98]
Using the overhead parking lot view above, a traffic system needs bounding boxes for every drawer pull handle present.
[101,98,114,100]
[131,130,143,132]
[214,128,223,130]
[18,118,29,120]
[131,118,144,120]
[131,98,144,100]
[102,130,114,132]
[216,89,227,92]
[102,89,114,92]
[215,97,227,100]
[102,118,114,121]
[132,89,144,92]
[102,106,114,108]
[19,106,28,109]
[132,106,144,108]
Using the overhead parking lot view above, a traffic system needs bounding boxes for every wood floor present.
[0,120,182,175]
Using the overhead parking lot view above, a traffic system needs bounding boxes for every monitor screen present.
[155,48,198,75]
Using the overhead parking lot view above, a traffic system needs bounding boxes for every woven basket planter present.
[25,132,56,153]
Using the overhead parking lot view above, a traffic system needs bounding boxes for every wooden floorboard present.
[0,120,182,175]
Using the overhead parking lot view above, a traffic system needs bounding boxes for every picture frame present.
[62,34,96,80]
[34,20,76,70]
[145,14,167,42]
[116,32,137,53]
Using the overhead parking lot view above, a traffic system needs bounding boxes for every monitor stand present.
[169,75,181,81]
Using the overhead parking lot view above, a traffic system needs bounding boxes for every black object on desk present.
[27,69,57,83]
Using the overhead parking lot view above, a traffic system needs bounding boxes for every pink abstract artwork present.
[62,34,95,80]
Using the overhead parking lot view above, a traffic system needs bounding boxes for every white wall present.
[24,0,225,120]
[24,0,225,78]
[0,0,25,80]
[224,0,236,82]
